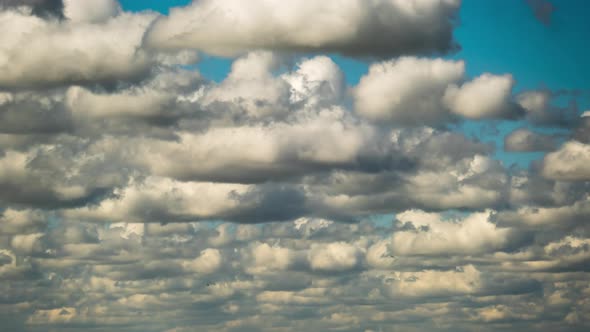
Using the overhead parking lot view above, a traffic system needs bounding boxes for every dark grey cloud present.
[517,90,582,128]
[574,114,590,143]
[504,128,558,152]
[525,0,555,26]
[0,0,64,18]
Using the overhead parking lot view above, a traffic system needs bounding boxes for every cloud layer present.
[1,1,589,331]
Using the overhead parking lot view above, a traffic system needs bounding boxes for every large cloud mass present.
[1,1,589,331]
[144,0,462,57]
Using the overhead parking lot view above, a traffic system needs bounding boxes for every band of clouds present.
[1,0,590,331]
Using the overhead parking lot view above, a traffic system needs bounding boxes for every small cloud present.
[525,0,555,26]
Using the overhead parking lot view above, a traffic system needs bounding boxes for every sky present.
[1,0,590,331]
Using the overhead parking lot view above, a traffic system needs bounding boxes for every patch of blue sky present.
[118,0,192,14]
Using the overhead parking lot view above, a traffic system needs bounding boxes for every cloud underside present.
[1,0,590,331]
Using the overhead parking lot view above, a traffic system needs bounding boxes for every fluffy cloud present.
[541,141,590,181]
[0,9,156,88]
[1,1,590,331]
[1,213,589,331]
[354,57,464,126]
[183,248,223,274]
[135,110,382,183]
[391,210,510,255]
[308,242,363,272]
[517,90,580,127]
[355,59,524,125]
[63,0,120,23]
[385,265,482,297]
[145,0,461,57]
[444,73,521,119]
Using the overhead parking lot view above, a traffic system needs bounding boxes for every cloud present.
[541,141,590,181]
[62,0,119,23]
[504,128,557,152]
[0,6,198,89]
[444,73,522,119]
[0,149,119,209]
[525,0,555,26]
[308,242,363,272]
[144,0,462,57]
[354,59,524,125]
[354,57,464,126]
[574,112,590,143]
[1,211,589,331]
[517,90,580,127]
[0,9,157,88]
[385,265,481,297]
[391,210,511,255]
[183,248,223,274]
[1,2,590,331]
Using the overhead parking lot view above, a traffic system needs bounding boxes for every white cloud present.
[63,0,120,23]
[183,248,223,274]
[0,8,166,88]
[1,2,589,331]
[145,0,461,57]
[308,242,363,272]
[391,210,510,255]
[136,109,380,183]
[444,73,518,119]
[11,232,44,253]
[283,55,345,108]
[542,141,590,180]
[63,177,253,223]
[385,265,481,297]
[354,57,464,125]
[246,243,294,274]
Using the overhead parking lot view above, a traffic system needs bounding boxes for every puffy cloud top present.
[144,0,462,57]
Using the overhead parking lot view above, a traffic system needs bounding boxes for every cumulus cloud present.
[385,265,482,297]
[354,57,464,126]
[504,128,557,152]
[134,111,382,184]
[391,210,510,255]
[541,141,590,181]
[1,211,589,330]
[355,59,525,125]
[308,242,363,272]
[1,1,590,331]
[62,0,119,23]
[183,248,223,274]
[444,73,522,119]
[516,90,581,129]
[0,9,156,88]
[144,0,461,57]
